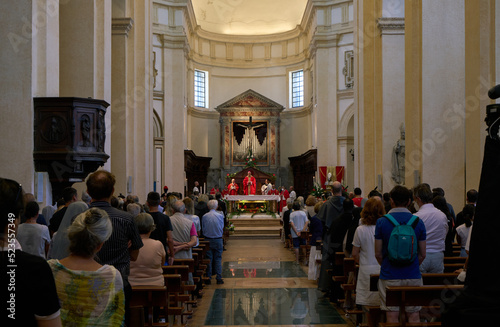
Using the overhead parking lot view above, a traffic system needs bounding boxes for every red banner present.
[319,166,327,186]
[335,166,344,183]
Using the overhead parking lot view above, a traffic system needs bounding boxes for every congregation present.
[278,180,476,325]
[1,170,228,327]
[0,169,484,326]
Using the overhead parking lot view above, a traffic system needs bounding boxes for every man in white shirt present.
[413,183,448,273]
[193,181,200,194]
[261,179,272,195]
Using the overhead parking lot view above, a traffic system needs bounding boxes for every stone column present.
[162,33,187,193]
[311,16,339,176]
[354,0,383,191]
[111,15,133,195]
[110,0,152,199]
[0,2,35,192]
[377,1,405,191]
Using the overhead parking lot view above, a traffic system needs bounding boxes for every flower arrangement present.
[244,148,256,168]
[225,222,235,232]
[310,182,325,198]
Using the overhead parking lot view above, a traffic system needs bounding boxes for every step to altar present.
[229,215,282,238]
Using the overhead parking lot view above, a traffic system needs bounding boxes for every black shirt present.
[149,211,173,255]
[48,207,67,233]
[91,201,143,281]
[1,250,60,326]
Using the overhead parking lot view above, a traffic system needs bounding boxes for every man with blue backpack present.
[375,185,427,324]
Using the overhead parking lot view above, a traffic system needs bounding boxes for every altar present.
[225,195,280,214]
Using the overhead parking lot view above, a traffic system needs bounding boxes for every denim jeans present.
[205,238,223,281]
[419,251,444,273]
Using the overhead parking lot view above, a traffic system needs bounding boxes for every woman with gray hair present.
[48,208,125,326]
[129,213,166,287]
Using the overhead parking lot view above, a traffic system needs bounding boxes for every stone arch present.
[338,102,354,138]
[153,109,163,138]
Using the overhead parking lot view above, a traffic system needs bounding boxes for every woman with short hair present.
[48,208,125,326]
[129,213,166,287]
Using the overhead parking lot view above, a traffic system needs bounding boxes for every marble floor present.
[186,238,354,327]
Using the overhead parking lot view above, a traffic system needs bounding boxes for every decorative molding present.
[377,17,405,35]
[342,50,354,88]
[281,104,313,119]
[153,90,164,100]
[112,18,134,36]
[337,88,354,99]
[187,107,219,119]
[215,89,285,112]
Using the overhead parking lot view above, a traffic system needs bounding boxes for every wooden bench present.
[162,267,193,323]
[130,285,169,327]
[380,284,464,327]
[370,273,461,292]
[443,256,466,264]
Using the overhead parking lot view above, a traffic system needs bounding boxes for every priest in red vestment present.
[279,186,289,212]
[242,171,256,195]
[227,179,239,195]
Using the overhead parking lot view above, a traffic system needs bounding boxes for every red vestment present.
[279,189,289,211]
[243,176,256,195]
[227,183,239,195]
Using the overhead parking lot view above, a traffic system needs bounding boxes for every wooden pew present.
[443,256,466,264]
[163,274,186,324]
[130,285,169,327]
[381,285,464,327]
[163,266,193,323]
[370,273,461,292]
[174,259,197,309]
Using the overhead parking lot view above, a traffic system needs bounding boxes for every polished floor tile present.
[204,288,345,326]
[186,238,351,327]
[222,261,307,278]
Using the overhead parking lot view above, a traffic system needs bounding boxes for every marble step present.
[230,218,281,227]
[233,226,281,235]
[229,234,280,239]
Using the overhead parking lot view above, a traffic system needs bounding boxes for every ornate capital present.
[377,17,405,35]
[112,18,134,36]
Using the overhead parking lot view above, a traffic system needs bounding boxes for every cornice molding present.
[281,104,313,119]
[187,106,219,119]
[112,18,134,36]
[377,17,405,35]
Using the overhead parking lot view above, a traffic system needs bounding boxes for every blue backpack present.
[385,213,419,265]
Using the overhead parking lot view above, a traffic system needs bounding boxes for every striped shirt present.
[91,201,143,281]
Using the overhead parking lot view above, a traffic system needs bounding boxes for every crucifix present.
[235,116,265,151]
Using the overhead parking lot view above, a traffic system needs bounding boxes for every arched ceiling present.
[191,0,308,36]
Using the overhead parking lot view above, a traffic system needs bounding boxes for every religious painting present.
[232,119,268,166]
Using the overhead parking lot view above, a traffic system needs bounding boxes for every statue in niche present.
[46,116,64,144]
[96,114,105,152]
[391,123,405,185]
[79,114,91,147]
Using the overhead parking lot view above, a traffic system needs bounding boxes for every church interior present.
[1,0,500,326]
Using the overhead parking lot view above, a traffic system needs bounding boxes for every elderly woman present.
[48,208,125,326]
[129,213,166,287]
[352,198,385,309]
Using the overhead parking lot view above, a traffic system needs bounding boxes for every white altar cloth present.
[225,195,280,201]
